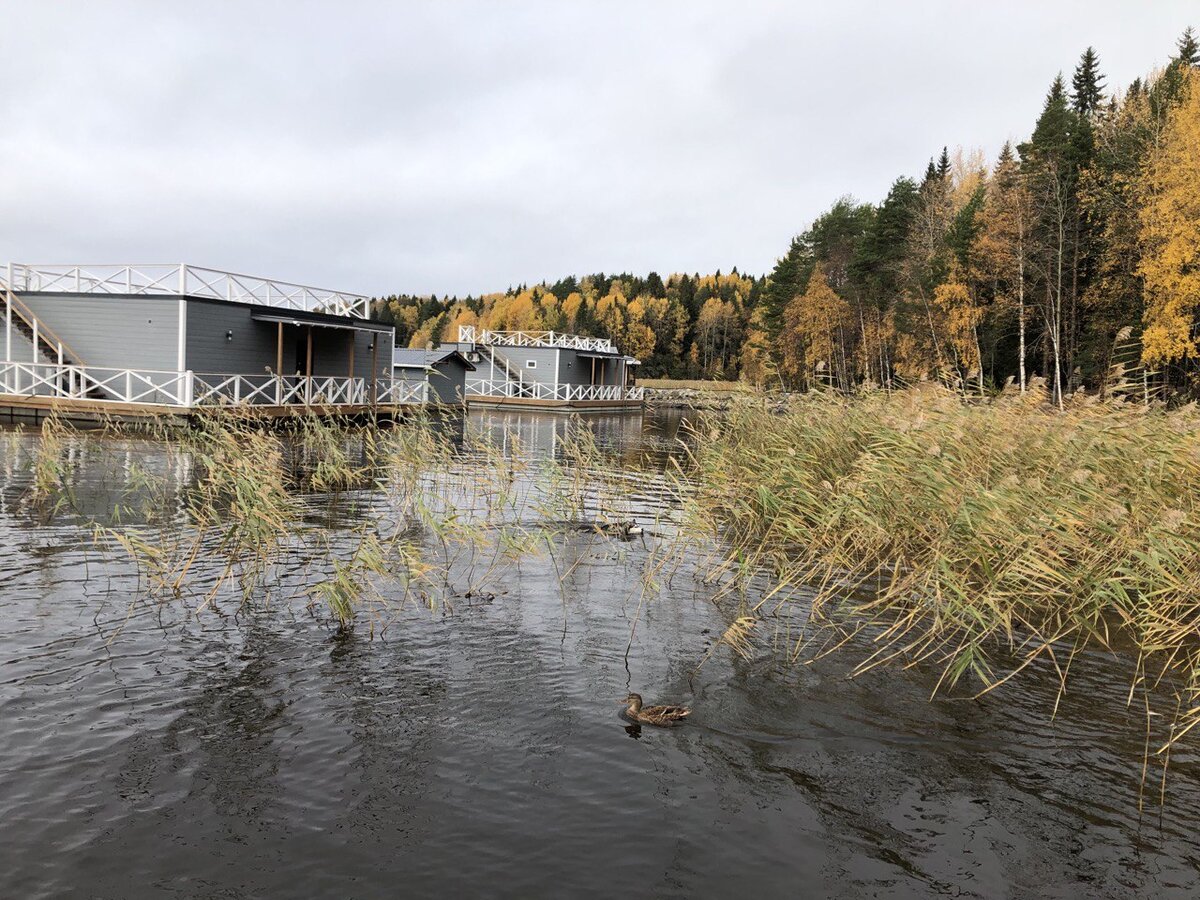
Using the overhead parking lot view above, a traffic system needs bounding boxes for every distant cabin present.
[448,326,643,410]
[393,347,476,406]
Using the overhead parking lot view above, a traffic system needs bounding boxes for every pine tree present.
[1071,47,1105,116]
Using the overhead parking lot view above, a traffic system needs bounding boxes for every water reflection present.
[464,406,702,466]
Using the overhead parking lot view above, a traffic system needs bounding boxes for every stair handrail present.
[482,344,527,387]
[1,285,88,366]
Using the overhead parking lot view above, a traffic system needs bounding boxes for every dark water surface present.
[2,408,1199,899]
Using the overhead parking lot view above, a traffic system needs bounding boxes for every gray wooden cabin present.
[0,264,412,416]
[393,348,476,406]
[450,326,643,409]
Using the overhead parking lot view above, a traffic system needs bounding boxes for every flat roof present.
[5,263,371,319]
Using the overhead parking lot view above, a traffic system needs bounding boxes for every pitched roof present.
[392,348,477,370]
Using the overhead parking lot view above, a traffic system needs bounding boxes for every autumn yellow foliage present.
[1140,70,1200,366]
[779,264,851,385]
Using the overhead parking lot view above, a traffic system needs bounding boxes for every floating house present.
[450,326,643,409]
[392,347,476,406]
[0,263,419,419]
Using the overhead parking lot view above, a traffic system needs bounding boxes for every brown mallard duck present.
[621,693,691,727]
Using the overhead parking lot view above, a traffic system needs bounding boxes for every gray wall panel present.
[491,347,559,385]
[427,361,469,405]
[559,350,626,386]
[184,299,392,380]
[19,294,179,370]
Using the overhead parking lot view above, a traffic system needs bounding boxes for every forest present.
[375,28,1199,398]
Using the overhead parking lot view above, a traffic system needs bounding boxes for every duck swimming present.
[621,693,691,727]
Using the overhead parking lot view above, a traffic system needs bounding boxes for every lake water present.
[2,408,1199,898]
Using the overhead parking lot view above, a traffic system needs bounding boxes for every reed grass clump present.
[29,413,68,503]
[689,384,1200,750]
[186,416,295,580]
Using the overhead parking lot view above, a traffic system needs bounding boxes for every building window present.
[525,360,537,368]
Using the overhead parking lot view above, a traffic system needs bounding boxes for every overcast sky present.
[0,2,1194,297]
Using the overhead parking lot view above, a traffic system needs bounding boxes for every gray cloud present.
[0,1,1193,296]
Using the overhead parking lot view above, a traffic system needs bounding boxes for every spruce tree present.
[937,146,951,180]
[1178,26,1199,67]
[644,271,666,298]
[850,176,918,309]
[1071,47,1105,116]
[762,238,810,337]
[1018,73,1090,406]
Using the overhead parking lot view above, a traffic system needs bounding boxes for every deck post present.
[275,321,283,377]
[348,333,355,381]
[4,263,10,364]
[176,297,187,373]
[370,338,378,405]
[183,370,194,407]
[305,326,313,405]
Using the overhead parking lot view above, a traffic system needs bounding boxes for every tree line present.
[374,271,763,380]
[376,28,1199,394]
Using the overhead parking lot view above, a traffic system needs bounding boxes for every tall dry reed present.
[687,383,1200,759]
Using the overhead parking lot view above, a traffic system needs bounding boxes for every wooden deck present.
[465,395,644,412]
[0,393,420,424]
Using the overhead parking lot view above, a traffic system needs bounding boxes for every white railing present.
[465,378,644,403]
[194,373,427,407]
[458,325,616,354]
[376,378,429,405]
[0,362,428,408]
[4,264,370,319]
[0,362,192,405]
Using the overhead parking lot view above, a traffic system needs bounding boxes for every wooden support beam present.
[276,322,283,376]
